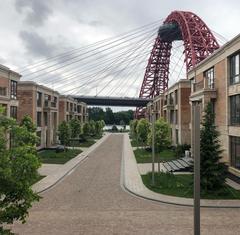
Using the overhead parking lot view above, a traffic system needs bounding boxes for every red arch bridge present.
[73,10,220,116]
[136,10,219,117]
[22,11,221,115]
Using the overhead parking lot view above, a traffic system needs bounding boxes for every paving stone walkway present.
[9,134,240,235]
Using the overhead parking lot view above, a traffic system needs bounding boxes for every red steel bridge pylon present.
[136,10,219,118]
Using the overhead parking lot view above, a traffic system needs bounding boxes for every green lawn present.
[134,148,177,163]
[38,149,82,164]
[70,139,96,147]
[142,172,240,199]
[31,174,45,185]
[130,139,144,147]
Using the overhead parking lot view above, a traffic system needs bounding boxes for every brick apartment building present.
[188,33,240,176]
[59,95,88,124]
[17,81,59,149]
[147,79,191,146]
[0,64,21,119]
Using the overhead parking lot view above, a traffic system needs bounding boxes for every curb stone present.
[122,133,240,208]
[33,133,110,194]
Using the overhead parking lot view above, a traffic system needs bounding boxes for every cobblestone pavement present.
[11,134,240,235]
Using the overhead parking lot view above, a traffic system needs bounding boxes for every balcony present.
[163,98,174,110]
[51,102,57,108]
[193,80,204,92]
[190,79,217,101]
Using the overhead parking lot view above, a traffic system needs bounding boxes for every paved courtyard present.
[11,134,240,235]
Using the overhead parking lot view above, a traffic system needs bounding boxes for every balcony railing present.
[51,102,57,108]
[44,100,49,108]
[193,80,204,92]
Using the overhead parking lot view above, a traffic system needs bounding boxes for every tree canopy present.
[88,107,134,125]
[136,118,150,146]
[148,117,171,152]
[0,112,40,233]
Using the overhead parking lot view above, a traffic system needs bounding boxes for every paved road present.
[11,134,240,235]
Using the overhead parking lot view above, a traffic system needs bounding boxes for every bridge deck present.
[73,95,152,107]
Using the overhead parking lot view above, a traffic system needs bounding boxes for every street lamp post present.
[151,104,155,185]
[193,103,201,235]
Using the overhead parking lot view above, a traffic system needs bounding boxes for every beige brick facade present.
[59,95,88,124]
[17,81,59,149]
[0,64,21,119]
[147,79,191,146]
[188,34,240,175]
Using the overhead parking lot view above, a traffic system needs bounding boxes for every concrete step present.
[167,161,180,171]
[176,159,189,168]
[171,160,185,169]
[163,162,172,172]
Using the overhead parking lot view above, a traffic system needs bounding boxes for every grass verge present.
[38,149,82,164]
[142,172,240,199]
[130,139,144,147]
[134,148,177,163]
[70,139,96,147]
[31,174,45,185]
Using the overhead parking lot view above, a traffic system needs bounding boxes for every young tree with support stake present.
[136,118,150,147]
[69,118,81,148]
[58,121,71,149]
[148,117,171,154]
[200,102,226,192]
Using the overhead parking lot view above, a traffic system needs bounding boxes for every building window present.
[10,106,17,119]
[37,92,42,107]
[66,102,69,111]
[230,94,240,125]
[169,93,174,105]
[10,80,17,99]
[51,96,57,108]
[230,53,240,85]
[170,110,174,124]
[0,87,7,96]
[175,90,178,105]
[204,67,214,89]
[37,112,42,127]
[175,129,179,145]
[175,110,178,124]
[230,136,240,169]
[44,112,48,126]
[44,94,50,107]
[77,105,81,113]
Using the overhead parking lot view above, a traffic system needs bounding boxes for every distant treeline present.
[88,107,134,125]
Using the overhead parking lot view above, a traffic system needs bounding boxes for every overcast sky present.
[0,0,240,110]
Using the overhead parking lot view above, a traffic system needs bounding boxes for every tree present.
[200,102,226,192]
[130,119,138,139]
[100,120,105,129]
[58,121,71,147]
[82,122,90,137]
[89,120,96,136]
[88,107,105,121]
[136,119,150,147]
[148,117,171,152]
[104,107,115,124]
[95,120,104,136]
[69,118,81,139]
[0,112,40,234]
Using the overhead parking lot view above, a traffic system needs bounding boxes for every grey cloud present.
[19,30,56,58]
[15,0,52,26]
[0,57,6,64]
